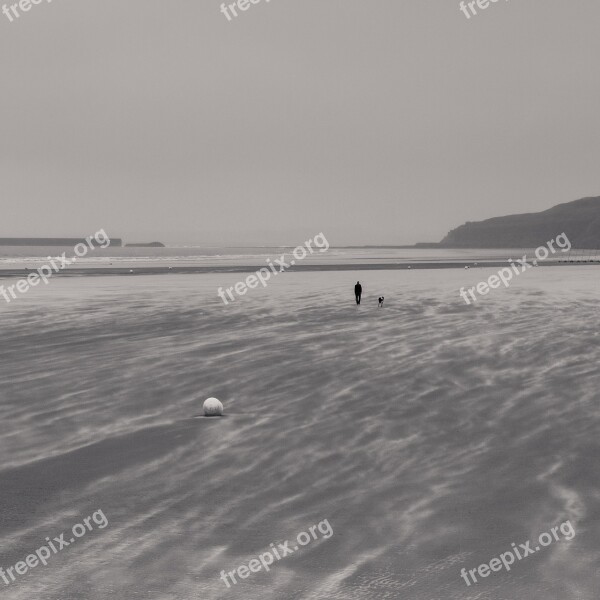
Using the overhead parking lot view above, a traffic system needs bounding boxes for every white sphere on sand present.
[203,397,224,416]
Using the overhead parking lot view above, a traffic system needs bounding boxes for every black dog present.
[378,296,384,308]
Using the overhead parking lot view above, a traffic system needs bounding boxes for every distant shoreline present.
[0,260,596,278]
[0,238,123,247]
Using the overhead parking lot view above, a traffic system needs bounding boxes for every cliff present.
[125,242,165,247]
[440,196,600,248]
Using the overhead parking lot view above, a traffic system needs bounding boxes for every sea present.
[0,244,595,272]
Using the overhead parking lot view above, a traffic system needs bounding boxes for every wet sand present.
[0,268,598,599]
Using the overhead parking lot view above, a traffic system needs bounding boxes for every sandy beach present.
[0,267,598,599]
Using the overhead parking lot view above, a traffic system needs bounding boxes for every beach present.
[0,265,598,599]
[3,0,599,595]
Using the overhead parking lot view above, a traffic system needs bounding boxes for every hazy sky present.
[1,0,599,245]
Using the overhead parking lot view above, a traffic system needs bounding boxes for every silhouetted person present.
[354,281,362,305]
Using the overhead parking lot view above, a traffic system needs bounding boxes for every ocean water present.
[0,244,592,270]
[0,267,599,599]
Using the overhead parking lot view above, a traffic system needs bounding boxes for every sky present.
[1,0,599,246]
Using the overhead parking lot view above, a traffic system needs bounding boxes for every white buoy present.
[407,265,411,269]
[464,265,469,269]
[129,269,134,273]
[203,397,223,416]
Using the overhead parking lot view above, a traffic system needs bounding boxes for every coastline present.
[0,260,596,278]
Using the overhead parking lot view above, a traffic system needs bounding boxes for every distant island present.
[0,237,122,247]
[0,238,167,247]
[125,242,165,248]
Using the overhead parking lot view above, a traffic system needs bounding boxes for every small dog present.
[378,296,384,308]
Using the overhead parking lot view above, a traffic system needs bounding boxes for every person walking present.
[354,281,362,305]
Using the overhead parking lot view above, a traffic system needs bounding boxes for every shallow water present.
[0,267,599,599]
[0,244,586,270]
